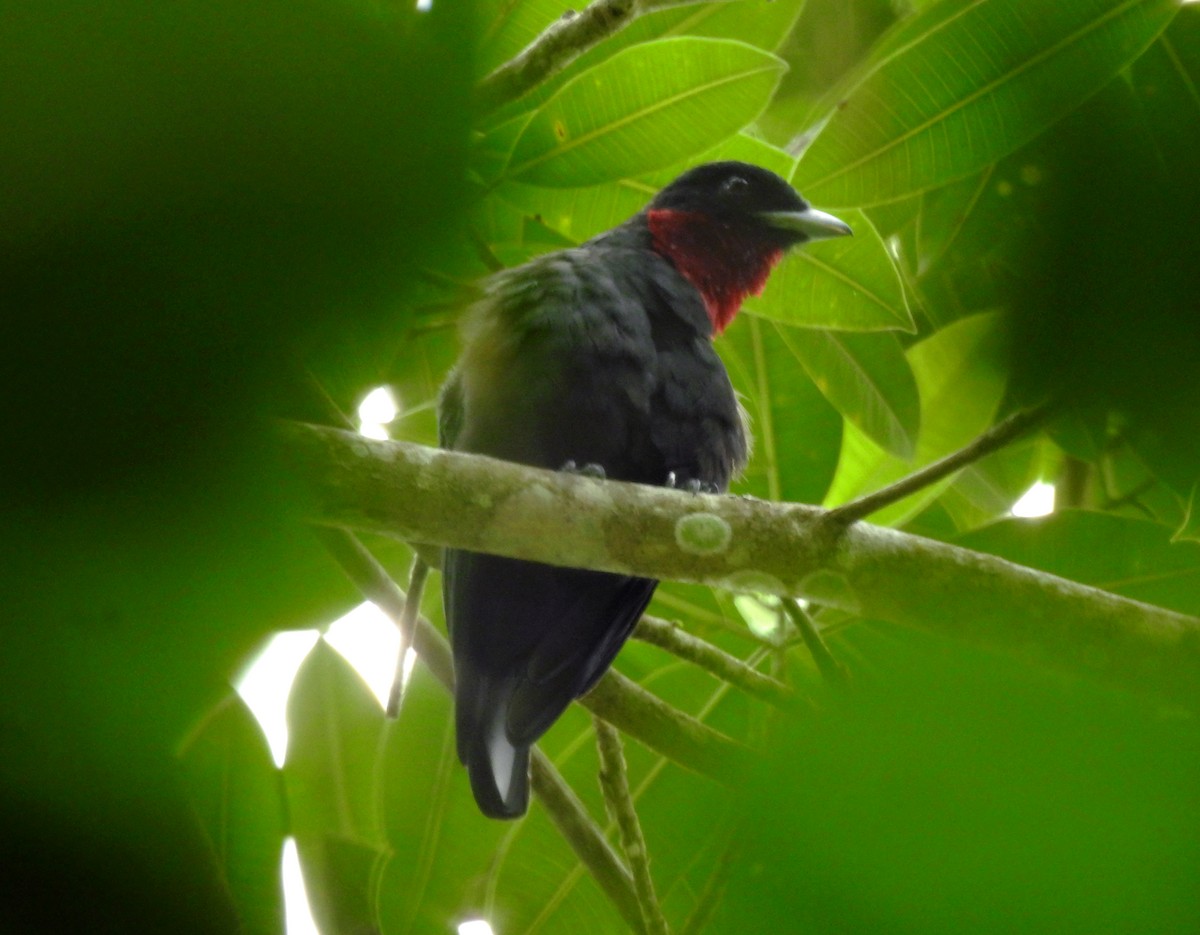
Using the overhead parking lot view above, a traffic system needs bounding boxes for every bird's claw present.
[665,472,717,494]
[561,459,606,479]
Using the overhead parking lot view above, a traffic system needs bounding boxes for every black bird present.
[440,161,851,818]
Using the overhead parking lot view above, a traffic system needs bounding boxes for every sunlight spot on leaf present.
[357,385,400,439]
[733,593,784,640]
[235,630,321,767]
[282,838,322,935]
[459,920,496,935]
[325,601,415,709]
[1012,480,1056,518]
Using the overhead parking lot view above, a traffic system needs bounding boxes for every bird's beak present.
[759,207,853,241]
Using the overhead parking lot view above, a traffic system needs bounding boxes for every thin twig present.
[782,599,848,685]
[826,402,1055,527]
[386,556,428,718]
[634,615,796,709]
[314,527,643,929]
[596,718,671,935]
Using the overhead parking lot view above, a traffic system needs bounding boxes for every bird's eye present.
[721,176,749,197]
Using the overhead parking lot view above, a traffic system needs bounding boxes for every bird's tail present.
[456,669,530,819]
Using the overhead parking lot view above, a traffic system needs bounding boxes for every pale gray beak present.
[760,207,853,241]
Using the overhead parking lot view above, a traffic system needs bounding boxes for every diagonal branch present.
[634,615,796,709]
[283,421,1200,710]
[476,0,716,113]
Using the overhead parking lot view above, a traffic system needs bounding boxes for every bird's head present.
[646,161,851,335]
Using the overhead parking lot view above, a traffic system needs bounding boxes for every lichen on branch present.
[281,421,1200,709]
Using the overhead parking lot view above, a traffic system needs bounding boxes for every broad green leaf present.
[720,638,1200,935]
[793,0,1180,206]
[824,311,1007,525]
[1177,484,1200,545]
[375,667,511,934]
[745,209,914,331]
[179,695,286,935]
[285,642,387,934]
[915,166,995,275]
[772,326,920,459]
[958,511,1200,616]
[483,0,807,122]
[506,38,786,186]
[722,316,844,504]
[474,111,537,185]
[631,0,807,54]
[494,177,656,245]
[641,131,800,191]
[285,642,386,847]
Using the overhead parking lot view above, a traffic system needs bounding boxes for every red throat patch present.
[648,208,783,336]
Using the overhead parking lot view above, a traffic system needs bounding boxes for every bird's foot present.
[666,472,718,494]
[561,459,606,480]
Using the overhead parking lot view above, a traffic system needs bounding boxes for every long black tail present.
[455,667,530,819]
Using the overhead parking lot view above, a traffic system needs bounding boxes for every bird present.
[439,161,851,818]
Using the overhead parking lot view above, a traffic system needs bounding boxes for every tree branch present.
[634,615,796,709]
[596,718,671,935]
[476,0,708,113]
[582,669,748,783]
[283,422,1200,709]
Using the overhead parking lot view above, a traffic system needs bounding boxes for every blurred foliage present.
[5,0,1199,932]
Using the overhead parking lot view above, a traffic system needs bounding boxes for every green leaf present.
[824,311,1007,525]
[284,642,387,934]
[375,667,509,934]
[483,0,807,126]
[506,38,786,187]
[1176,484,1200,545]
[915,166,995,276]
[772,326,920,459]
[178,695,286,935]
[958,511,1200,616]
[745,209,914,331]
[794,0,1180,206]
[494,177,656,245]
[285,641,386,847]
[721,316,844,505]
